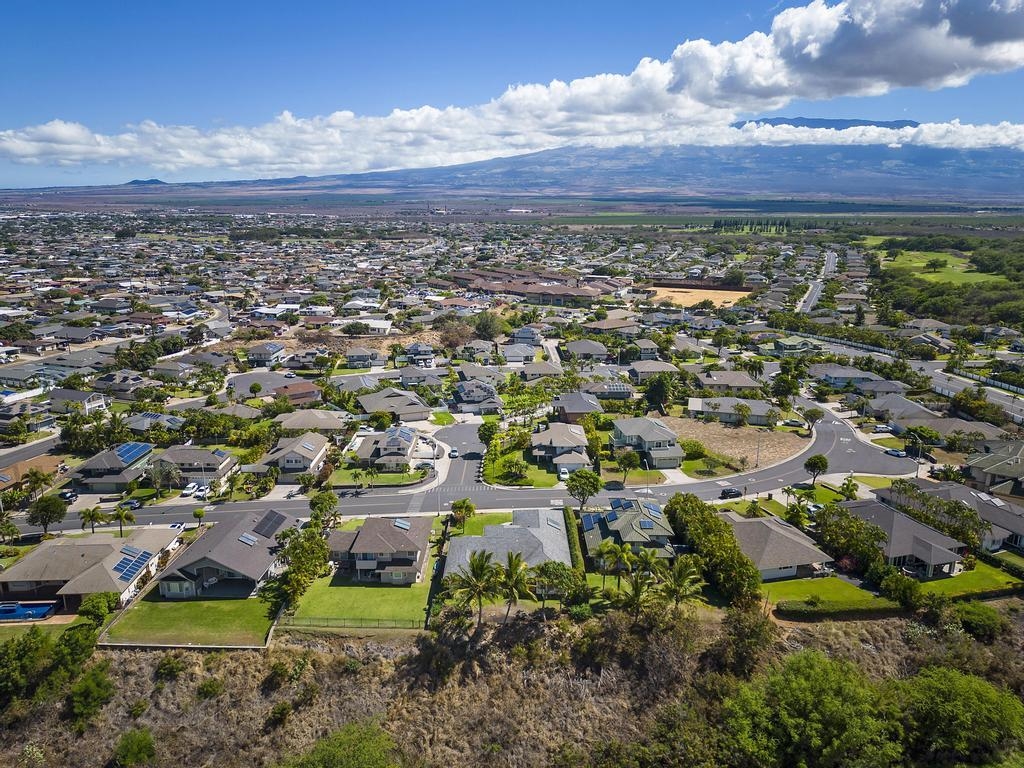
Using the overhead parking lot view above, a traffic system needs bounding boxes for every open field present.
[762,577,882,606]
[293,560,434,624]
[106,593,274,646]
[649,286,750,307]
[660,416,807,470]
[883,249,999,284]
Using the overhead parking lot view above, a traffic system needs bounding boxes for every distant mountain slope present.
[730,116,920,130]
[3,138,1023,207]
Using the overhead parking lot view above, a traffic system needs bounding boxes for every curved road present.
[17,399,916,535]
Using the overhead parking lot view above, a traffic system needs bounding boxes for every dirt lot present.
[649,287,750,307]
[660,416,809,467]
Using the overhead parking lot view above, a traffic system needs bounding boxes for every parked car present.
[284,372,297,378]
[58,489,79,501]
[811,565,834,578]
[808,503,824,515]
[120,499,142,510]
[194,486,211,500]
[448,448,459,459]
[885,448,908,457]
[719,487,743,499]
[872,424,893,433]
[181,482,198,497]
[415,461,433,470]
[558,467,571,481]
[782,418,804,427]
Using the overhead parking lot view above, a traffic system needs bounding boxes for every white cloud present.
[2,0,1024,179]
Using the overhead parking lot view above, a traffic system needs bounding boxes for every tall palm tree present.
[496,551,536,624]
[616,570,656,623]
[79,505,108,534]
[0,513,19,545]
[147,461,182,498]
[112,507,136,537]
[608,542,636,590]
[105,411,130,446]
[633,548,666,579]
[445,550,499,627]
[657,557,706,610]
[594,539,618,589]
[364,466,380,490]
[22,468,54,501]
[350,468,364,489]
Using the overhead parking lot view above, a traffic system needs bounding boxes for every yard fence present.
[279,616,423,630]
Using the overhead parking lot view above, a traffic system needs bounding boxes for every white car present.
[194,486,211,500]
[558,467,571,481]
[182,482,199,497]
[872,424,893,433]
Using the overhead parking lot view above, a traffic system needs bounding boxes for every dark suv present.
[719,488,742,499]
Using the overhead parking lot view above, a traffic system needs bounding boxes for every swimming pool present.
[0,601,57,621]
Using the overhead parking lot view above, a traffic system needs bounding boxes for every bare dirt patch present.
[660,416,809,467]
[649,287,750,307]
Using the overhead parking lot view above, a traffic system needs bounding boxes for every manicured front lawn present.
[106,593,275,646]
[481,414,500,424]
[921,562,1023,597]
[293,564,433,624]
[994,550,1024,570]
[449,512,513,537]
[599,468,665,487]
[853,475,894,489]
[0,616,88,643]
[762,577,881,606]
[430,411,456,426]
[483,449,558,488]
[716,499,785,516]
[329,467,427,486]
[872,437,906,450]
[682,457,733,478]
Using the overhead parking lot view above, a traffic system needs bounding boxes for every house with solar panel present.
[443,508,572,582]
[580,498,677,563]
[71,442,154,494]
[353,425,419,472]
[610,417,684,469]
[158,509,300,599]
[0,528,179,609]
[151,446,239,492]
[125,411,186,434]
[328,516,433,584]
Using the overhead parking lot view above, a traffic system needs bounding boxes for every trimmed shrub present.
[77,592,119,626]
[562,506,585,573]
[775,598,901,619]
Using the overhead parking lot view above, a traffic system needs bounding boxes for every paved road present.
[0,435,60,466]
[20,402,915,536]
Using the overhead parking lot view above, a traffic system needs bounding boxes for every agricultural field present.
[649,286,750,307]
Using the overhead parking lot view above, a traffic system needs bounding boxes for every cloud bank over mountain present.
[3,0,1024,178]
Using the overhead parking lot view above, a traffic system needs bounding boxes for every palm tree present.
[79,505,107,534]
[112,507,136,537]
[350,468,364,489]
[364,466,380,490]
[105,411,130,446]
[445,550,499,627]
[633,548,666,579]
[23,468,54,501]
[147,461,182,498]
[450,497,475,531]
[657,557,706,610]
[594,539,618,589]
[496,551,536,624]
[608,542,635,590]
[616,570,656,622]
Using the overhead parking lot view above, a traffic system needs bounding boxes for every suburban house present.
[965,441,1024,497]
[47,388,109,416]
[758,336,826,357]
[404,342,436,368]
[93,369,161,397]
[459,339,496,363]
[841,499,965,578]
[628,360,679,383]
[510,326,544,346]
[807,364,881,388]
[611,417,683,469]
[631,339,660,360]
[247,342,286,366]
[687,397,774,426]
[71,441,153,494]
[158,509,299,599]
[875,479,1024,553]
[865,394,936,423]
[581,498,675,562]
[452,379,502,415]
[272,409,351,433]
[330,516,432,584]
[443,508,571,581]
[358,387,431,422]
[552,391,603,423]
[0,528,179,609]
[530,423,590,471]
[695,370,761,395]
[353,425,419,472]
[152,446,239,492]
[399,367,444,388]
[719,511,831,580]
[564,339,608,362]
[261,432,330,475]
[344,347,386,368]
[500,343,535,364]
[520,360,562,381]
[0,401,56,435]
[583,379,634,400]
[271,380,322,406]
[125,411,186,434]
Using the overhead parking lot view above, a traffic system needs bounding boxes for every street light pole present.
[642,458,650,496]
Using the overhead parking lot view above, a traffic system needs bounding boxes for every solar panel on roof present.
[238,532,259,546]
[300,442,315,451]
[121,545,142,557]
[113,557,132,572]
[252,510,286,539]
[212,449,227,458]
[639,520,654,530]
[611,498,625,510]
[0,473,11,483]
[581,515,595,532]
[607,511,618,523]
[393,518,411,530]
[115,442,150,465]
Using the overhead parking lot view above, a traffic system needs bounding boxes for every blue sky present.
[2,0,1024,186]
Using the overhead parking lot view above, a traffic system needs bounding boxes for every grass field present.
[994,550,1024,570]
[483,449,558,488]
[682,457,733,478]
[294,561,433,624]
[430,411,456,426]
[329,467,427,486]
[883,249,998,284]
[447,512,513,537]
[853,475,895,489]
[922,562,1023,596]
[762,577,882,606]
[599,468,665,487]
[106,593,274,646]
[0,616,88,643]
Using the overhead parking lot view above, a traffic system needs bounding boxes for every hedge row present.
[976,550,1024,581]
[563,506,585,574]
[947,586,1024,602]
[774,598,902,620]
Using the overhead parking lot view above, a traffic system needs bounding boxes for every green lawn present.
[716,499,785,516]
[762,577,882,606]
[330,467,427,486]
[106,593,275,646]
[994,550,1024,570]
[483,449,558,488]
[872,437,906,450]
[599,468,666,487]
[682,457,733,478]
[108,401,131,414]
[481,414,500,424]
[67,529,130,539]
[293,562,434,624]
[922,562,1023,597]
[853,475,894,489]
[0,543,37,569]
[430,411,456,426]
[449,512,513,537]
[883,249,998,285]
[0,616,88,643]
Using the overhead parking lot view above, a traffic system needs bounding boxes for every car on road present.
[558,467,571,481]
[284,372,297,378]
[181,482,198,497]
[58,489,79,501]
[719,487,742,499]
[169,522,184,530]
[884,448,908,457]
[448,448,459,459]
[872,424,893,433]
[120,499,142,510]
[782,418,804,427]
[415,461,433,470]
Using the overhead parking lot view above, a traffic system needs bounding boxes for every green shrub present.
[879,571,924,610]
[154,652,187,681]
[196,677,225,700]
[294,682,320,709]
[562,506,584,573]
[568,604,593,622]
[275,722,397,768]
[77,592,119,626]
[67,662,115,731]
[263,660,289,691]
[679,439,707,460]
[113,727,156,767]
[774,599,901,618]
[128,698,149,718]
[954,601,1009,643]
[266,701,292,728]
